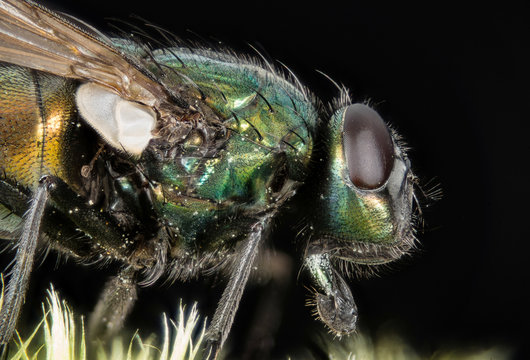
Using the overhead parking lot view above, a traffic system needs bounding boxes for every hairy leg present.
[88,266,138,342]
[0,176,52,344]
[205,213,273,360]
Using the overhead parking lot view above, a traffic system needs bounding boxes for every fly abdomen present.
[0,63,80,191]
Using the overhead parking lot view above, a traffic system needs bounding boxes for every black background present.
[3,1,530,359]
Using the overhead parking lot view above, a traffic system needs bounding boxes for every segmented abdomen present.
[0,63,77,189]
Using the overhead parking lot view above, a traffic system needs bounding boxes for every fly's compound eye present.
[343,104,394,190]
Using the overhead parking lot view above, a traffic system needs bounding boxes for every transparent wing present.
[0,0,169,108]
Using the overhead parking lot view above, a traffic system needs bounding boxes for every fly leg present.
[304,252,357,335]
[0,178,106,259]
[205,213,273,360]
[0,176,52,344]
[88,266,138,342]
[40,176,130,262]
[43,177,145,342]
[1,174,158,348]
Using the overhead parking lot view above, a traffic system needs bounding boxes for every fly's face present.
[318,103,415,263]
[305,102,416,335]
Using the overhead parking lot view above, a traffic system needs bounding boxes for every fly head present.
[304,102,417,335]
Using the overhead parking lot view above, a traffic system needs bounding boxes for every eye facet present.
[343,104,394,190]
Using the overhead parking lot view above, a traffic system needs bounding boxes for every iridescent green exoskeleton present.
[0,0,417,358]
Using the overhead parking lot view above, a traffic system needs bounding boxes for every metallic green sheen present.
[315,108,394,244]
[139,50,317,247]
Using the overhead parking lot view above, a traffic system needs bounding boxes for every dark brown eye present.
[343,104,394,190]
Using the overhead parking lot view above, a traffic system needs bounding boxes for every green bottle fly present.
[0,1,419,357]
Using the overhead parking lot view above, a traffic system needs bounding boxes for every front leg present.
[305,252,357,335]
[205,213,273,360]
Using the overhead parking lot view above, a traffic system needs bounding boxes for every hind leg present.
[88,267,138,342]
